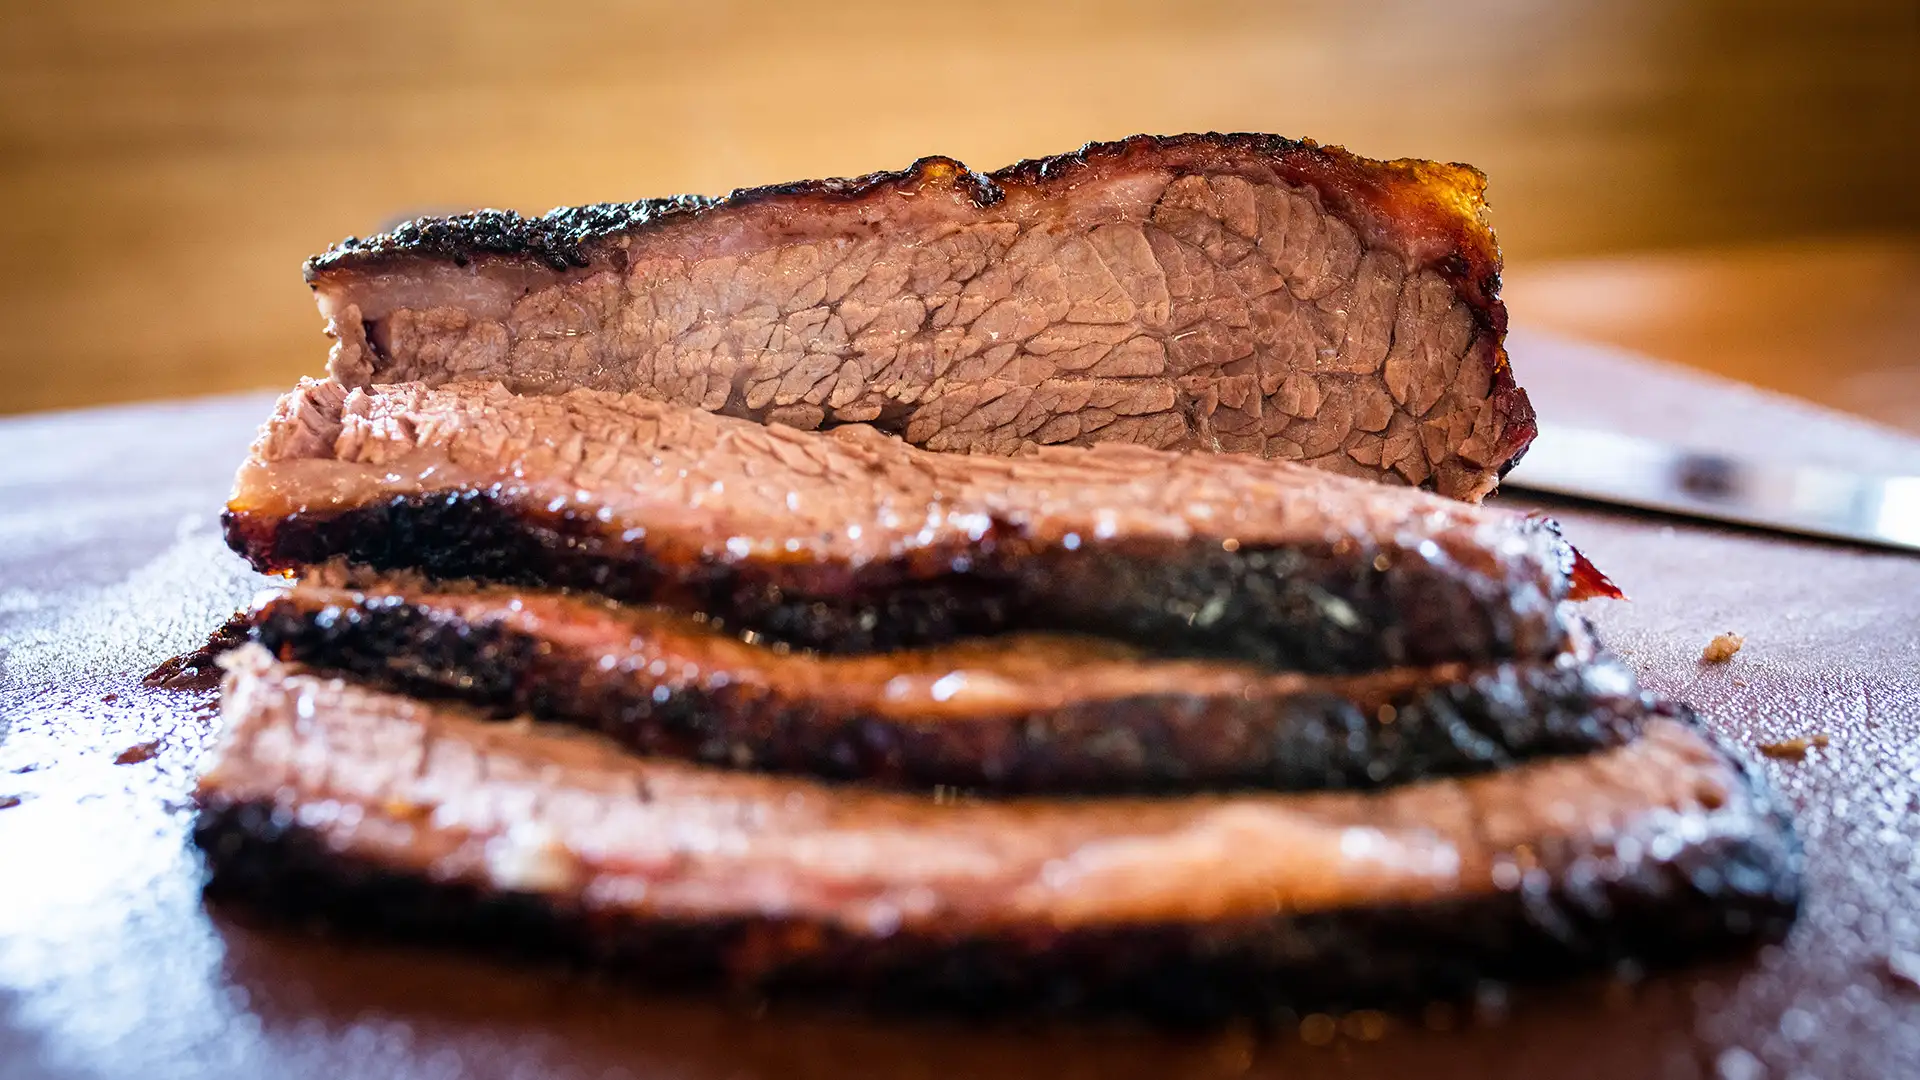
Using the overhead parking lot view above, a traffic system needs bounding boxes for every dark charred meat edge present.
[143,608,254,691]
[303,134,1533,504]
[224,493,1580,672]
[226,379,1590,669]
[194,807,1797,1021]
[253,582,1642,792]
[305,134,1502,300]
[193,658,1800,1021]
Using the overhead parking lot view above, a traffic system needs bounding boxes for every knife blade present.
[1502,422,1920,553]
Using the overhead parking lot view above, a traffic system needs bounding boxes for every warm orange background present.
[2,0,1915,424]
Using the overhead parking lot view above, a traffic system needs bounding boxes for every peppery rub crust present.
[303,134,1532,500]
[304,134,1505,309]
[223,489,1585,671]
[249,579,1643,793]
[193,653,1800,1020]
[194,795,1795,1022]
[223,380,1592,670]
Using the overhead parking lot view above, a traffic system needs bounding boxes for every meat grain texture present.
[306,134,1534,501]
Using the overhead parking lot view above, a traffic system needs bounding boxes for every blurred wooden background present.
[2,0,1916,424]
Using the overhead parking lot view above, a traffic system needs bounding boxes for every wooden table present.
[4,0,1917,417]
[1506,241,1920,437]
[3,318,1918,1078]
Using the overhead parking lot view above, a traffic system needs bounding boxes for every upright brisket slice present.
[196,650,1800,1016]
[307,134,1531,502]
[226,379,1612,670]
[252,578,1641,792]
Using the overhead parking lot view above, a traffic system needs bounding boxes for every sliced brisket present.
[195,649,1800,1017]
[249,578,1641,792]
[225,379,1608,669]
[305,134,1532,502]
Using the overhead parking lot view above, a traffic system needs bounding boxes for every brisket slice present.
[305,133,1532,502]
[195,649,1799,1018]
[250,578,1641,793]
[226,379,1611,669]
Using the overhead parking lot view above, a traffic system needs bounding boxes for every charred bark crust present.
[193,739,1801,1024]
[251,590,1643,793]
[224,490,1575,672]
[304,133,1498,303]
